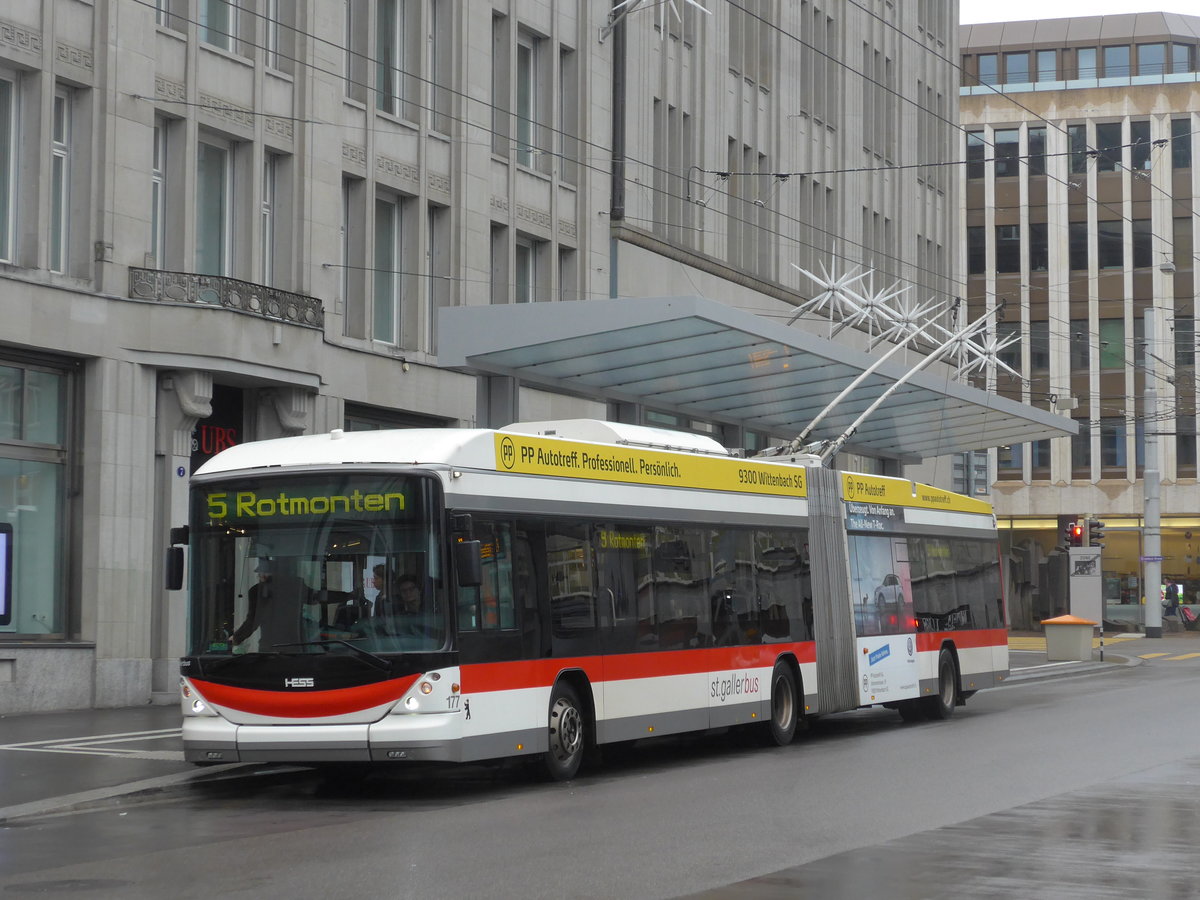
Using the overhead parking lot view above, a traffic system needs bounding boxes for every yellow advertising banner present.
[841,472,992,515]
[493,434,807,498]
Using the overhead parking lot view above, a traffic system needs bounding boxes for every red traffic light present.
[1070,523,1083,541]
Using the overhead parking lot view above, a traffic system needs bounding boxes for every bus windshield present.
[187,473,446,657]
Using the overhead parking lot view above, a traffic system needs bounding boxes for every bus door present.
[456,520,526,665]
[847,533,919,706]
[545,521,599,660]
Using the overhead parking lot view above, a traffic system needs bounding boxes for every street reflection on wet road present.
[691,756,1200,899]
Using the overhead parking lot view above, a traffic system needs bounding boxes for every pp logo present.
[500,436,516,470]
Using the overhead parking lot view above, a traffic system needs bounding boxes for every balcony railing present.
[128,268,324,329]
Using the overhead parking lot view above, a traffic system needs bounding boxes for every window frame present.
[49,87,72,275]
[195,136,234,277]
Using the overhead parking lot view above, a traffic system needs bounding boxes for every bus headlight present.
[419,681,433,694]
[404,696,420,711]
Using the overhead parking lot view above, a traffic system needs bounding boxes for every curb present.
[0,763,279,825]
[1002,653,1138,685]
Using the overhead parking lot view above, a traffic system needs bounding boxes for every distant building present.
[960,13,1200,624]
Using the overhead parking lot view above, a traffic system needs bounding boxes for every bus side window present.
[547,522,594,635]
[461,520,517,631]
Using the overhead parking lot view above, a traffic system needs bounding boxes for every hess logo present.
[284,677,314,689]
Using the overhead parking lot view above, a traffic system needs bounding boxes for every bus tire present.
[544,681,587,781]
[922,649,957,720]
[765,661,799,746]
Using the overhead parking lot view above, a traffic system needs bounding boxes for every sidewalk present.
[1,632,1193,823]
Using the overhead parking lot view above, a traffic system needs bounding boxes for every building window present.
[344,0,367,103]
[1097,220,1123,269]
[966,130,985,179]
[1036,49,1057,81]
[1100,418,1126,470]
[997,322,1021,373]
[1029,222,1048,272]
[559,45,578,185]
[429,0,452,134]
[1175,316,1195,369]
[1131,120,1151,170]
[1004,52,1030,84]
[1137,43,1165,76]
[997,443,1022,479]
[0,74,13,264]
[1068,124,1088,174]
[195,139,232,276]
[1096,122,1122,172]
[1173,118,1192,169]
[376,0,408,117]
[490,223,507,304]
[1030,439,1051,475]
[1072,420,1091,475]
[1077,47,1097,79]
[260,153,277,286]
[1069,220,1088,270]
[993,128,1020,177]
[1070,320,1090,371]
[373,195,402,344]
[978,54,998,85]
[0,360,70,638]
[558,247,576,302]
[1027,126,1047,176]
[995,224,1020,273]
[1099,319,1125,370]
[1172,43,1194,74]
[1178,414,1197,475]
[515,31,541,168]
[199,0,236,52]
[426,203,449,350]
[967,225,986,275]
[514,235,535,302]
[1133,219,1152,270]
[1176,216,1194,274]
[1103,45,1130,78]
[50,88,71,275]
[151,119,167,269]
[1030,320,1050,373]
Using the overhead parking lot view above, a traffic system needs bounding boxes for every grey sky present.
[960,1,1198,25]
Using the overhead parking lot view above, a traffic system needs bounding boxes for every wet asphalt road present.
[3,652,1200,899]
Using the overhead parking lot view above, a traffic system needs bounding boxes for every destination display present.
[494,434,807,498]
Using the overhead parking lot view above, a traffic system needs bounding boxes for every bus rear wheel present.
[922,649,957,720]
[544,681,587,781]
[765,662,799,746]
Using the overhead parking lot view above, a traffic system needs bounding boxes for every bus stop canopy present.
[438,296,1074,461]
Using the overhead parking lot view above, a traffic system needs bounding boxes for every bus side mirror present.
[454,540,482,587]
[165,546,185,591]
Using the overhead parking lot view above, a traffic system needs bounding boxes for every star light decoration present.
[602,0,712,42]
[787,259,1023,382]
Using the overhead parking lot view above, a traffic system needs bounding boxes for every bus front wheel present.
[765,662,799,746]
[922,649,958,720]
[544,681,587,781]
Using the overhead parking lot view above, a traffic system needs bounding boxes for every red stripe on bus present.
[460,643,816,693]
[916,628,1007,652]
[191,675,419,718]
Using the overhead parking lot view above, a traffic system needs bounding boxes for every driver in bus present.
[231,558,315,650]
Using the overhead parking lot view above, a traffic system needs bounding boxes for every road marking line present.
[1166,653,1200,660]
[0,728,182,760]
[1139,652,1171,659]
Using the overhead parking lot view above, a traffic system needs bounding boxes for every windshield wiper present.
[270,639,392,671]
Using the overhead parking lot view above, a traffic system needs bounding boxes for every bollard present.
[1041,614,1098,662]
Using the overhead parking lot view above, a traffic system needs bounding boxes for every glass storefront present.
[0,360,70,637]
[1000,516,1200,628]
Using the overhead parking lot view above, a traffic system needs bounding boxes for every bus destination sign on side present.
[494,434,807,498]
[841,472,992,515]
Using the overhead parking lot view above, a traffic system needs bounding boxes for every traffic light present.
[1065,521,1083,547]
[1087,518,1105,549]
[1070,520,1089,549]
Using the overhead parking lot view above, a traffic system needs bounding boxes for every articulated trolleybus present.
[173,419,1008,779]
